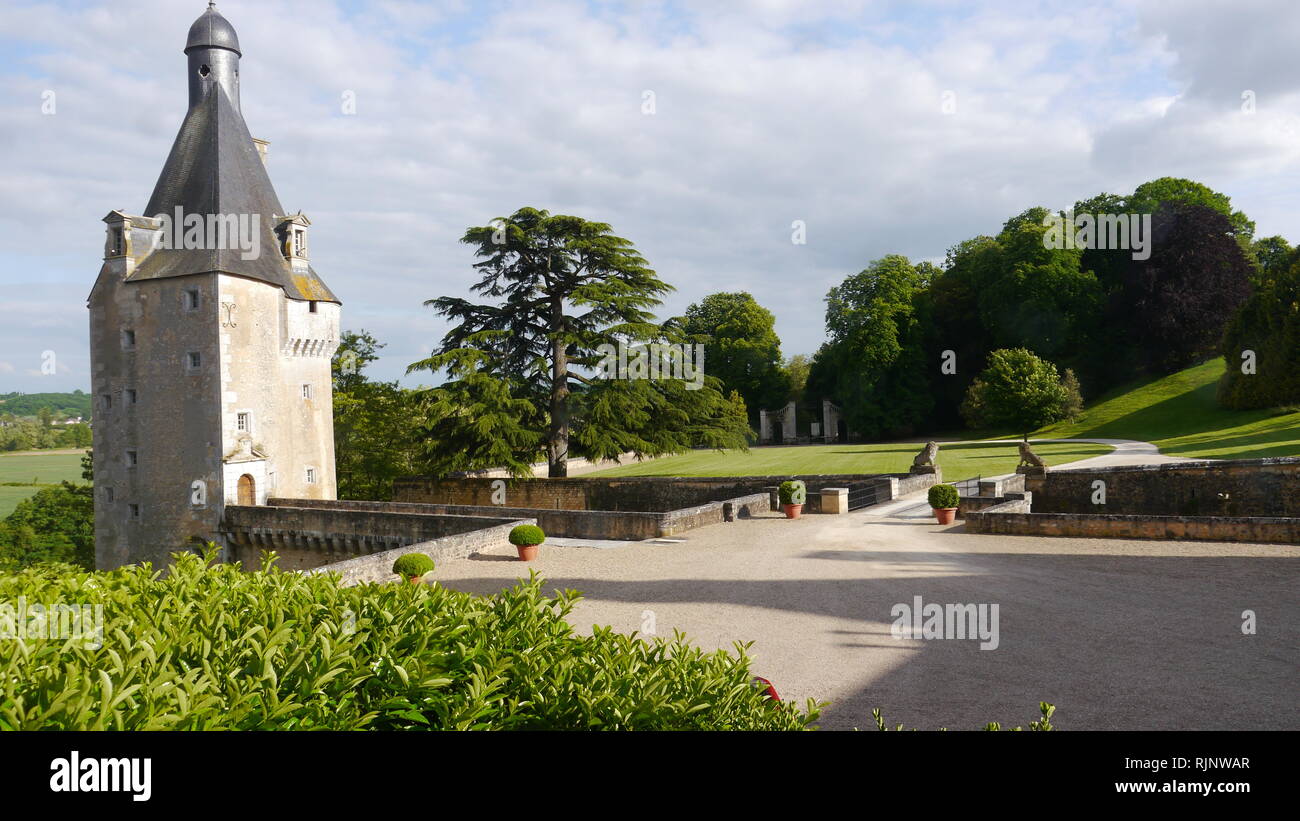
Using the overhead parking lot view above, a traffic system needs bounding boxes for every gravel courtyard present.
[431,496,1299,731]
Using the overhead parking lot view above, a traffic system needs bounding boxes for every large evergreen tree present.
[411,207,748,477]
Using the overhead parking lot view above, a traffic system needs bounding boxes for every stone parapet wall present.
[224,503,524,570]
[303,518,532,586]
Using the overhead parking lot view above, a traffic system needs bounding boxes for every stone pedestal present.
[820,487,849,514]
[764,485,780,512]
[909,465,938,475]
[1015,466,1047,495]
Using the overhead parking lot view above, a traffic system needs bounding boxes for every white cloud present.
[2,0,1300,392]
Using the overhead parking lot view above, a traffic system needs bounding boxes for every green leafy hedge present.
[0,551,819,730]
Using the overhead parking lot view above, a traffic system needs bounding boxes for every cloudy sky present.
[2,0,1299,392]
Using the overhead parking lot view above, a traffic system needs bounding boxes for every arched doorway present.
[237,474,256,505]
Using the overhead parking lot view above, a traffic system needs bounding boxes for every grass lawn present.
[0,450,87,518]
[1029,359,1300,459]
[588,440,1112,480]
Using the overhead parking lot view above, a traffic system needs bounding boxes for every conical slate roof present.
[131,85,337,303]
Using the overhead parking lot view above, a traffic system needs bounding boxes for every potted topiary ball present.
[392,552,434,584]
[778,480,807,519]
[509,524,546,561]
[927,483,961,525]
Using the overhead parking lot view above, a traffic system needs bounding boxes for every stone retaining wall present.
[962,457,1300,544]
[966,505,1300,544]
[1028,456,1300,517]
[391,474,886,514]
[272,492,771,540]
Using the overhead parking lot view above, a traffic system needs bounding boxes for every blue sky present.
[2,0,1299,393]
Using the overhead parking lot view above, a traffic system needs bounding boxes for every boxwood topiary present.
[392,553,434,579]
[778,480,807,506]
[509,524,546,546]
[927,483,960,509]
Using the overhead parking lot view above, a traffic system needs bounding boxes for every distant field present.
[0,450,86,518]
[587,440,1112,479]
[1031,359,1300,459]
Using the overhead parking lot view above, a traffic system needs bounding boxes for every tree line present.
[330,179,1297,497]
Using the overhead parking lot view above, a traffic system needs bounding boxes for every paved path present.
[432,500,1297,731]
[430,438,1298,731]
[950,437,1194,475]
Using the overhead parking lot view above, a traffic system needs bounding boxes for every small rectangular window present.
[183,289,200,311]
[125,450,138,467]
[308,301,318,313]
[110,227,125,256]
[101,393,112,411]
[236,412,250,432]
[306,467,317,484]
[301,384,313,400]
[126,389,137,405]
[128,503,140,520]
[121,329,136,350]
[187,351,201,370]
[105,487,115,503]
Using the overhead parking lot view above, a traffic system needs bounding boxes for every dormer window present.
[277,214,311,261]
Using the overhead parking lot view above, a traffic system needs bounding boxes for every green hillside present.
[1031,359,1300,459]
[0,391,92,419]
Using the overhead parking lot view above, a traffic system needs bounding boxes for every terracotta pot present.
[782,504,803,519]
[933,507,957,525]
[516,543,540,561]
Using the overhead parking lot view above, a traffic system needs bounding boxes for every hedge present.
[0,550,820,730]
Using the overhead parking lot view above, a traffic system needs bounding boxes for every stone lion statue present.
[912,441,939,468]
[1018,441,1046,468]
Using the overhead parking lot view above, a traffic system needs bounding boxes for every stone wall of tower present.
[89,247,225,568]
[216,274,338,511]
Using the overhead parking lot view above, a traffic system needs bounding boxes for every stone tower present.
[88,3,341,569]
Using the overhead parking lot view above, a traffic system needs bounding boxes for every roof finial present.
[208,1,216,9]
